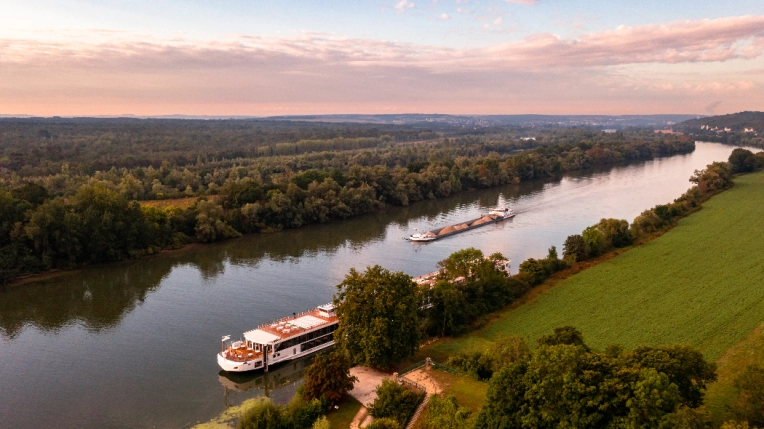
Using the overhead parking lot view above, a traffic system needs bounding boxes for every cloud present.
[481,15,764,68]
[705,100,723,113]
[2,16,764,115]
[504,0,537,4]
[4,16,764,71]
[394,0,415,13]
[440,13,450,20]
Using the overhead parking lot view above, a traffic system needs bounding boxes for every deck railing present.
[253,302,334,330]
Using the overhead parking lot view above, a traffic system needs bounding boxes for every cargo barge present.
[407,206,515,242]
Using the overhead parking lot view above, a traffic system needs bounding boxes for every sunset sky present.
[2,0,764,116]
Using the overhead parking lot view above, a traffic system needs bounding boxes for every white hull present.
[218,340,335,373]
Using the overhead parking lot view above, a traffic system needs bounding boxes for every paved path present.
[348,366,390,406]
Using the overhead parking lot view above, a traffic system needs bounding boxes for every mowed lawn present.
[427,171,764,362]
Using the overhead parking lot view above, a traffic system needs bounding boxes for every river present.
[0,142,754,429]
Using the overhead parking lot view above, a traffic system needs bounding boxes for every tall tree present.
[302,351,357,404]
[334,265,420,370]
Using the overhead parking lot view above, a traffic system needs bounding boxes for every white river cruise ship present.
[218,303,338,372]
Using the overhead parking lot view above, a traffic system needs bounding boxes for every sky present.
[1,0,764,116]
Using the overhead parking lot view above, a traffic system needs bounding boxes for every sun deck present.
[249,309,338,342]
[223,345,264,363]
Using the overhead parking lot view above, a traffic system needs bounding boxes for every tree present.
[623,345,717,408]
[436,247,484,280]
[334,265,420,370]
[194,200,241,242]
[476,327,716,429]
[429,280,467,336]
[732,364,764,426]
[582,225,606,257]
[563,234,588,263]
[596,218,633,248]
[367,379,420,425]
[302,351,357,404]
[729,148,762,174]
[11,183,49,207]
[488,335,530,372]
[690,162,732,192]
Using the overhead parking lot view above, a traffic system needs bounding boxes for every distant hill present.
[676,111,764,133]
[268,114,700,129]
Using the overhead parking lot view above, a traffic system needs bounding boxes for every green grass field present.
[327,395,362,429]
[424,170,764,362]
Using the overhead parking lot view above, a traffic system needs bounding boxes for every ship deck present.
[255,309,338,341]
[223,346,264,363]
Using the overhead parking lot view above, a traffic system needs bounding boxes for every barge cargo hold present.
[407,206,515,242]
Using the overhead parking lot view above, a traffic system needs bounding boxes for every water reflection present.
[219,355,315,408]
[0,262,172,338]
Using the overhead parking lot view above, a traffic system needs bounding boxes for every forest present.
[0,119,695,283]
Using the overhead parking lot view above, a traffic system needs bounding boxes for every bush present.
[284,396,324,429]
[310,417,329,429]
[365,417,401,429]
[367,379,421,425]
[733,364,764,427]
[238,397,288,429]
[417,396,473,429]
[446,351,495,380]
[238,395,325,429]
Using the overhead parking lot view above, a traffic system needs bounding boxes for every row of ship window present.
[276,324,338,350]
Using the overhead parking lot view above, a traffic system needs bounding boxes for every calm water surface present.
[0,142,754,429]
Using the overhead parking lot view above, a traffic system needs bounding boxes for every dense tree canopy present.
[476,328,717,429]
[334,266,421,370]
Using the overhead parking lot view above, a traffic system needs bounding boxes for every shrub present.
[310,416,329,429]
[238,397,287,429]
[365,417,401,429]
[367,379,421,425]
[284,396,324,429]
[446,351,494,380]
[417,396,473,429]
[733,364,764,427]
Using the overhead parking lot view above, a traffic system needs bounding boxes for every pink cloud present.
[1,16,764,115]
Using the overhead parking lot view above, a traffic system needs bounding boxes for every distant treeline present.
[0,136,695,284]
[0,118,439,176]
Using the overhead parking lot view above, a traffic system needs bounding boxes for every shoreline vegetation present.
[0,129,694,284]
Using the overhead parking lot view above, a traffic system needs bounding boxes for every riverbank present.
[412,170,764,422]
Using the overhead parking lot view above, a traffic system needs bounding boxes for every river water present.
[0,142,753,429]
